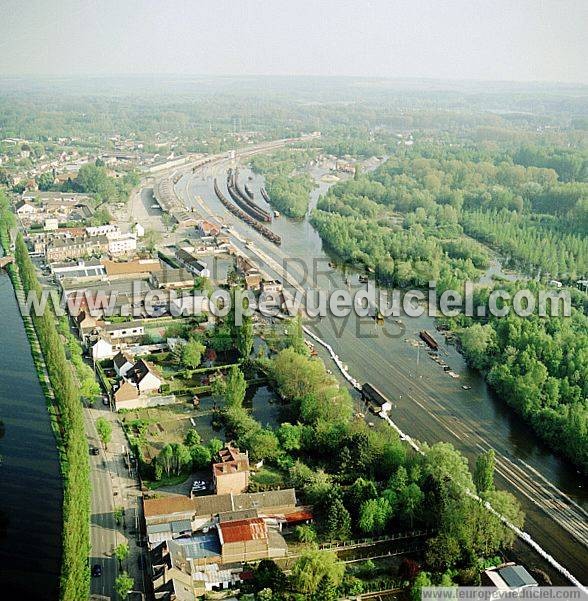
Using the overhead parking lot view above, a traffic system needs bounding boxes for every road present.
[170,154,588,584]
[85,403,146,600]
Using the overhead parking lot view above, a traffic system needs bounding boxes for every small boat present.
[462,385,472,390]
[273,210,280,218]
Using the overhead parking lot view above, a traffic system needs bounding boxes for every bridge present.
[0,255,14,269]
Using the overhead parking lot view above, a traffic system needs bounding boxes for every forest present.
[309,143,587,472]
[453,284,588,473]
[250,149,317,218]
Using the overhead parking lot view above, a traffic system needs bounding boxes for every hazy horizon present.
[0,0,586,84]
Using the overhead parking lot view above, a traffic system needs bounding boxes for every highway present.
[171,152,588,584]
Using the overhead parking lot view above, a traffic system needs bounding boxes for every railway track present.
[213,177,281,245]
[227,168,272,222]
[180,149,588,584]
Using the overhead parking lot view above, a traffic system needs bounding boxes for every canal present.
[178,159,588,584]
[0,265,62,599]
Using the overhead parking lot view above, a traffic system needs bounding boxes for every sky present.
[0,0,586,83]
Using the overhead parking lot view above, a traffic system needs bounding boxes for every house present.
[103,258,161,278]
[261,279,283,294]
[125,358,162,394]
[197,220,220,238]
[113,351,134,378]
[482,563,538,590]
[132,222,145,238]
[143,488,299,533]
[91,336,116,361]
[51,258,106,280]
[107,232,137,255]
[218,517,287,565]
[175,249,211,278]
[170,295,209,317]
[236,255,257,275]
[114,380,140,405]
[15,200,37,216]
[45,235,108,262]
[150,268,195,290]
[213,445,250,495]
[44,218,59,231]
[244,273,262,291]
[86,224,119,237]
[75,310,98,338]
[103,321,145,341]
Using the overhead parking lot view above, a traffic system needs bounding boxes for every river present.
[0,266,62,599]
[177,160,588,584]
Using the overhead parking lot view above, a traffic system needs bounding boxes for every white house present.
[15,200,37,216]
[91,337,116,361]
[113,351,134,378]
[103,321,145,341]
[170,295,209,317]
[132,222,145,238]
[87,224,119,237]
[126,359,162,394]
[107,232,137,255]
[44,218,59,231]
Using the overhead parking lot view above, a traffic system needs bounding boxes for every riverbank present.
[0,199,63,598]
[1,193,91,601]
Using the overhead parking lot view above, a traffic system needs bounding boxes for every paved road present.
[84,404,146,600]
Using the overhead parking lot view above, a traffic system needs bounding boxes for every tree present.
[190,444,212,470]
[80,376,101,402]
[411,571,432,601]
[246,428,281,463]
[185,429,201,447]
[113,506,124,526]
[310,576,339,601]
[208,437,224,456]
[285,315,308,355]
[459,324,496,371]
[181,338,206,369]
[114,571,134,600]
[425,533,461,570]
[399,483,424,527]
[324,495,351,540]
[225,365,247,407]
[37,171,55,191]
[236,314,254,358]
[251,559,287,594]
[295,524,317,544]
[291,549,345,594]
[143,227,161,252]
[277,422,303,452]
[114,542,129,568]
[157,444,174,477]
[209,323,233,352]
[96,417,112,449]
[473,449,495,494]
[358,497,393,535]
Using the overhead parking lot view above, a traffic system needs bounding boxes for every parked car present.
[92,564,102,577]
[89,446,100,456]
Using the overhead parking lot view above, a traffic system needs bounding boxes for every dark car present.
[89,446,100,456]
[92,564,102,577]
